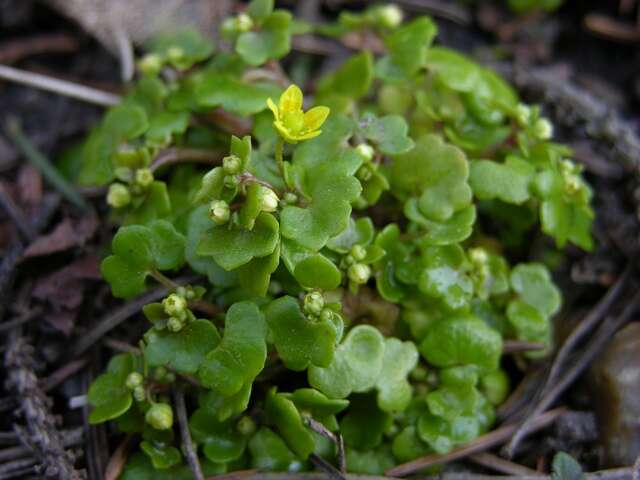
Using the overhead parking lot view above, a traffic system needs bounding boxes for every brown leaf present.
[23,213,98,258]
[17,165,42,213]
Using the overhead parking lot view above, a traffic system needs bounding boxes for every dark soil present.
[1,1,639,479]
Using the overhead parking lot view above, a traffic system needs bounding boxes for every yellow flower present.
[267,84,330,144]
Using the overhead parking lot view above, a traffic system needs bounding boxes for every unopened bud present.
[320,308,334,323]
[163,293,187,319]
[107,183,131,208]
[282,192,298,205]
[304,291,325,317]
[145,403,174,430]
[135,168,154,188]
[223,155,242,175]
[534,118,553,140]
[350,245,367,262]
[469,247,488,265]
[236,415,257,436]
[515,104,531,126]
[224,174,240,189]
[356,143,375,162]
[167,46,184,62]
[133,385,146,402]
[260,187,279,213]
[376,5,403,29]
[348,263,371,285]
[114,166,133,183]
[236,13,254,33]
[167,316,184,332]
[357,164,373,182]
[125,372,144,390]
[138,54,163,76]
[209,200,230,225]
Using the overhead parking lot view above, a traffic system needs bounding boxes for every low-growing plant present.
[69,1,594,476]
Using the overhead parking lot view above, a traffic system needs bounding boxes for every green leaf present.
[470,156,534,204]
[200,383,253,422]
[185,206,238,287]
[248,428,303,472]
[426,384,479,422]
[308,325,385,399]
[123,181,172,226]
[406,200,476,246]
[506,299,550,349]
[358,113,414,155]
[551,452,586,480]
[236,11,292,66]
[388,134,471,222]
[419,314,502,372]
[198,301,267,395]
[340,393,392,450]
[147,29,215,69]
[346,445,395,475]
[376,17,437,81]
[392,426,430,463]
[416,413,480,454]
[197,212,280,271]
[425,47,480,93]
[190,409,247,463]
[418,244,473,310]
[146,111,189,143]
[265,296,337,371]
[265,388,315,459]
[375,338,418,412]
[195,72,282,117]
[140,441,182,470]
[88,354,134,423]
[280,115,362,250]
[145,319,221,375]
[317,51,374,100]
[510,263,561,317]
[237,244,280,296]
[540,198,594,250]
[286,388,349,430]
[101,220,185,299]
[120,453,195,480]
[280,239,341,290]
[327,217,374,253]
[247,0,274,21]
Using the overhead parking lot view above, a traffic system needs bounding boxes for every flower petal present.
[279,84,303,115]
[303,106,330,132]
[267,98,279,119]
[297,130,322,141]
[274,121,297,143]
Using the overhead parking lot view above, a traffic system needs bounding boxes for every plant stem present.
[275,137,285,176]
[149,269,179,289]
[173,388,205,480]
[150,148,223,173]
[5,118,91,212]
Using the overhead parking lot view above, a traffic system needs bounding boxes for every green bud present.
[223,155,242,174]
[304,291,325,317]
[564,175,581,195]
[224,174,240,189]
[236,415,257,436]
[154,366,168,380]
[107,183,131,208]
[133,385,146,402]
[356,164,374,182]
[138,54,163,75]
[260,187,279,213]
[114,166,133,183]
[135,168,154,188]
[534,118,553,140]
[209,200,230,225]
[350,245,367,262]
[145,403,174,430]
[375,4,403,29]
[167,46,184,62]
[356,143,375,162]
[319,308,334,324]
[348,263,371,285]
[515,104,531,126]
[384,422,399,437]
[283,192,298,205]
[167,316,184,332]
[236,13,254,32]
[222,18,238,38]
[163,293,188,319]
[468,247,488,266]
[125,372,144,390]
[343,254,355,267]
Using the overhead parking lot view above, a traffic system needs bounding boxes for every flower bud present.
[107,183,131,208]
[350,245,367,262]
[163,293,188,319]
[304,291,325,317]
[224,174,240,189]
[356,164,373,182]
[114,166,134,183]
[260,187,279,213]
[320,308,334,323]
[376,5,403,29]
[133,385,146,402]
[154,366,168,381]
[236,415,257,436]
[125,372,144,390]
[282,192,298,205]
[348,263,371,285]
[135,168,153,188]
[167,316,184,332]
[223,155,242,175]
[145,403,174,430]
[564,175,581,195]
[355,143,375,162]
[515,104,531,126]
[469,247,488,266]
[167,46,184,62]
[138,54,163,76]
[533,118,553,140]
[236,13,254,33]
[209,200,230,225]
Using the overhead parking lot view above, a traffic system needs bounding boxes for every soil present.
[1,1,639,479]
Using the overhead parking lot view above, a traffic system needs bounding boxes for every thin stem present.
[150,148,223,173]
[5,118,91,212]
[173,388,205,480]
[275,137,285,176]
[149,269,179,290]
[0,64,121,107]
